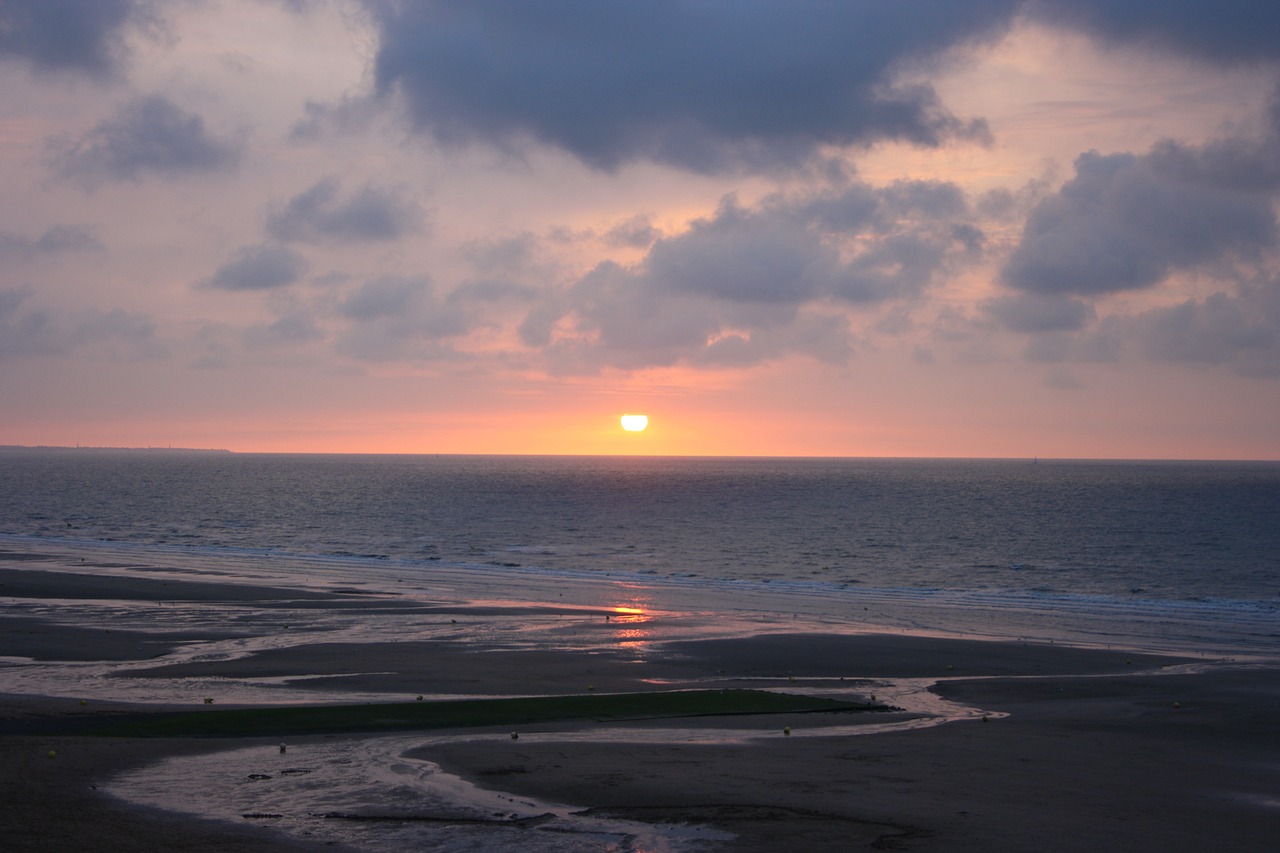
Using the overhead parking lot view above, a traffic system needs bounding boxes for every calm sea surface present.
[2,450,1278,654]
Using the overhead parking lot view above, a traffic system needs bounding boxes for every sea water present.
[2,450,1278,657]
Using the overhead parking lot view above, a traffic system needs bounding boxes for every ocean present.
[2,450,1278,658]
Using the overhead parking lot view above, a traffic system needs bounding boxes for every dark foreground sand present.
[423,666,1280,852]
[2,562,1279,851]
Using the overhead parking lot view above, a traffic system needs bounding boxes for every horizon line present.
[2,444,1276,464]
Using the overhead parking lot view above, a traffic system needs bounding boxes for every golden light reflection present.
[607,603,653,651]
[614,627,649,648]
[609,605,649,623]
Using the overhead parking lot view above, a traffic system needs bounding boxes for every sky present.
[2,0,1279,459]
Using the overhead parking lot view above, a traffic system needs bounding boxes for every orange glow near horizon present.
[8,372,1277,460]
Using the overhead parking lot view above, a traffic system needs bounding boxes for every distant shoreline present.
[0,445,233,454]
[2,445,1277,462]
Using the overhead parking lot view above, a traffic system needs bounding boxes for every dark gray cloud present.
[527,180,979,370]
[0,0,146,76]
[365,0,1015,173]
[266,177,424,243]
[1144,88,1280,191]
[0,225,102,259]
[0,288,55,357]
[985,293,1095,332]
[837,230,969,303]
[1001,149,1277,296]
[205,244,308,292]
[994,76,1280,374]
[335,275,471,361]
[646,196,834,305]
[1031,0,1280,66]
[535,256,854,372]
[0,286,160,359]
[652,184,974,307]
[49,95,241,185]
[338,275,425,320]
[243,312,324,349]
[345,0,1280,179]
[1018,281,1280,377]
[459,233,539,274]
[1129,286,1280,375]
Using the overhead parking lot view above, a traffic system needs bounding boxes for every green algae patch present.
[82,690,882,738]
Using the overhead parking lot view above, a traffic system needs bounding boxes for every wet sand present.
[2,560,1279,850]
[422,666,1280,852]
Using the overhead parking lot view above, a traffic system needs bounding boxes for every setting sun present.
[620,414,649,432]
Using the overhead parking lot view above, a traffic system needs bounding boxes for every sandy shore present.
[422,666,1280,852]
[2,558,1279,851]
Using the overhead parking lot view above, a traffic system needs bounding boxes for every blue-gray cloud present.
[0,286,160,359]
[1132,288,1278,373]
[205,244,308,292]
[49,95,242,185]
[985,293,1096,332]
[335,275,471,361]
[338,275,425,320]
[1001,148,1277,297]
[365,0,1014,173]
[0,0,146,76]
[1018,282,1280,378]
[266,177,424,243]
[243,312,325,350]
[525,179,981,370]
[990,73,1280,377]
[645,197,833,305]
[460,233,539,274]
[1030,0,1280,66]
[0,288,53,357]
[346,1,1280,180]
[0,225,102,260]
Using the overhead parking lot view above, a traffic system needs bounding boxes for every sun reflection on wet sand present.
[608,605,648,623]
[607,603,656,651]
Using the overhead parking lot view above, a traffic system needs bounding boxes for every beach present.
[2,553,1280,850]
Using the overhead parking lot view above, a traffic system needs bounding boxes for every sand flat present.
[2,561,1278,851]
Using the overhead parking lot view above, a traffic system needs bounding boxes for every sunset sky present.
[2,1,1279,458]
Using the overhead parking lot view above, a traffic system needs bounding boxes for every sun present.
[620,414,649,432]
